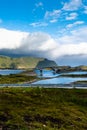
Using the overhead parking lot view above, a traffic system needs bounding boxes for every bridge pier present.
[39,69,43,76]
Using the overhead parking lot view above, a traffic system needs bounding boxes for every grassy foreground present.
[0,87,87,130]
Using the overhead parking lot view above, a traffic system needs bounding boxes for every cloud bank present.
[0,27,87,66]
[0,28,28,49]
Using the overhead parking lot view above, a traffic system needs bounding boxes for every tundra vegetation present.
[0,87,87,130]
[0,74,37,84]
[0,55,87,130]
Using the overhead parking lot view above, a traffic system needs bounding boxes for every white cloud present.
[30,22,48,27]
[66,21,84,28]
[35,2,43,7]
[0,27,87,61]
[0,28,57,58]
[66,12,78,20]
[0,28,28,49]
[50,19,57,23]
[63,0,82,11]
[53,42,87,59]
[19,32,58,57]
[52,27,87,58]
[44,10,61,22]
[33,2,44,12]
[84,6,87,14]
[57,27,87,44]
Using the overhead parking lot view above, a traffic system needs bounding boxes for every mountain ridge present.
[0,55,57,69]
[0,55,44,69]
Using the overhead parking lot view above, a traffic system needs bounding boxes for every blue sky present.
[0,0,61,32]
[0,0,86,33]
[0,0,87,66]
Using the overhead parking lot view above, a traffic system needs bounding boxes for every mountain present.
[36,59,58,69]
[0,55,57,69]
[56,54,87,66]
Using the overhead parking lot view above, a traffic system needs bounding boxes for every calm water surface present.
[33,69,87,84]
[0,69,24,75]
[33,77,87,84]
[0,69,87,86]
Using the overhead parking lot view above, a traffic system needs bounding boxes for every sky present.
[0,0,87,66]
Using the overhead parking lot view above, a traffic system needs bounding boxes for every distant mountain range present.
[57,54,87,66]
[0,55,57,69]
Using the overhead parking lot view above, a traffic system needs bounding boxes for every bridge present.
[35,59,58,75]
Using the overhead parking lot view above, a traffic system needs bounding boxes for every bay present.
[0,69,24,75]
[34,69,87,84]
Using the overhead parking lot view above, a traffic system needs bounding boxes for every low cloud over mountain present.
[0,27,87,66]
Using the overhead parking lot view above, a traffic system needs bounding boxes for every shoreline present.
[0,83,87,89]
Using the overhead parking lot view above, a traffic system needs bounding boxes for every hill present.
[76,65,87,71]
[0,55,57,69]
[36,58,58,69]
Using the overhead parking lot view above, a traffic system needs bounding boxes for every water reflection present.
[34,69,87,84]
[35,69,59,78]
[33,77,87,84]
